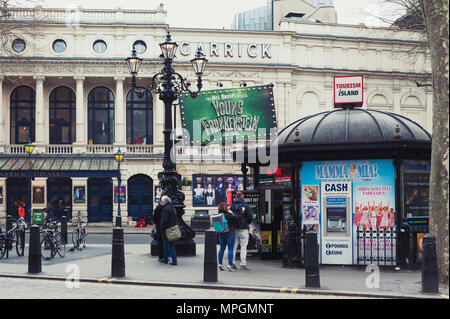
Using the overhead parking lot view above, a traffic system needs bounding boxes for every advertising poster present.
[154,186,162,203]
[235,223,261,256]
[300,159,396,265]
[401,160,430,226]
[73,186,86,203]
[179,84,276,145]
[192,174,254,207]
[416,233,430,264]
[248,223,261,254]
[260,231,272,253]
[114,186,126,204]
[33,186,45,204]
[301,185,319,228]
[352,160,396,264]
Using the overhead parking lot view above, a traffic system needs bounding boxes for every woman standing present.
[217,202,237,272]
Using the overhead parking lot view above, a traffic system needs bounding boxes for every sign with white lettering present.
[334,75,363,107]
[180,84,276,145]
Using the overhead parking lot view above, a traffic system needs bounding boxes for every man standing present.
[231,191,253,270]
[152,202,164,261]
[160,196,178,266]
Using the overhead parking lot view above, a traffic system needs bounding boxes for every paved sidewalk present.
[0,242,448,299]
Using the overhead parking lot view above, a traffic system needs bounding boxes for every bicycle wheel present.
[0,236,6,258]
[15,230,25,257]
[55,232,66,258]
[72,228,80,248]
[40,235,55,261]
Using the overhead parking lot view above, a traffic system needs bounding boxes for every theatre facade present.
[0,5,432,227]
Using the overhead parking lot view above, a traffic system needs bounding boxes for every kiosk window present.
[402,172,429,218]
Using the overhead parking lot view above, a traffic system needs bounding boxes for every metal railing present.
[356,228,397,266]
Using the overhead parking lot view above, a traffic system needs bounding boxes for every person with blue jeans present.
[217,202,237,272]
[160,195,178,265]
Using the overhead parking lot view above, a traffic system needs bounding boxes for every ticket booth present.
[233,104,431,267]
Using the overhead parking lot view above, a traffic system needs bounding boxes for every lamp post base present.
[151,239,196,257]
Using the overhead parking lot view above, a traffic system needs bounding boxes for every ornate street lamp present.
[114,148,125,227]
[25,139,35,228]
[126,30,207,255]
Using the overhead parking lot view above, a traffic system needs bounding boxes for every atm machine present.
[320,182,353,265]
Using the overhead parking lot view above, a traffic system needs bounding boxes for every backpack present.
[212,213,229,233]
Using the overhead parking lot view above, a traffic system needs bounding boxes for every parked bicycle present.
[71,216,87,251]
[0,217,26,259]
[40,218,66,261]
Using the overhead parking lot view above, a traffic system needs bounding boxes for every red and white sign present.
[275,175,291,184]
[334,75,363,106]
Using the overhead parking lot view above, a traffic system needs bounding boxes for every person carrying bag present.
[160,195,179,265]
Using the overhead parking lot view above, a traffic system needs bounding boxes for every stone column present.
[114,77,126,146]
[33,76,45,147]
[74,76,86,153]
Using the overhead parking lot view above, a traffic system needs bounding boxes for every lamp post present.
[25,139,35,228]
[114,148,124,227]
[126,30,207,255]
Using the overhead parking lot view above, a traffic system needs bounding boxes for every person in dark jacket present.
[152,203,164,261]
[217,202,238,272]
[231,191,253,270]
[160,195,178,265]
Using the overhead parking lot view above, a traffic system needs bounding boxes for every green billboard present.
[179,84,277,145]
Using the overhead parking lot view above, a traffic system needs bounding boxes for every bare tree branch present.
[0,0,45,56]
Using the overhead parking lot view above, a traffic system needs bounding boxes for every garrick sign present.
[180,84,277,145]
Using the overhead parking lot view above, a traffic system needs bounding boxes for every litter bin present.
[32,209,44,225]
[190,210,210,231]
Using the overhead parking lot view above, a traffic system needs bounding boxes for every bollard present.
[115,216,122,228]
[6,215,12,233]
[422,234,439,294]
[305,230,320,288]
[111,227,125,278]
[203,230,218,282]
[28,225,41,274]
[61,216,68,245]
[399,222,410,269]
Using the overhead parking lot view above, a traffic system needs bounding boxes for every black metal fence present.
[355,228,397,266]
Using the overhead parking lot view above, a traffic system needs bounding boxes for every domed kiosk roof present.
[277,108,431,145]
[232,107,431,165]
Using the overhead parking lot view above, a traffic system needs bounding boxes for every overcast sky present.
[39,0,404,28]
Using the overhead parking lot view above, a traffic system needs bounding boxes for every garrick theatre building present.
[0,2,432,258]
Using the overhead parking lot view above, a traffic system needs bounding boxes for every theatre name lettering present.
[0,171,66,178]
[179,41,271,59]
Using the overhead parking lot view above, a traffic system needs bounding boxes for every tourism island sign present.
[180,84,277,145]
[334,75,363,107]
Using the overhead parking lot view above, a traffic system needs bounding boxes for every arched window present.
[126,88,153,145]
[88,87,115,144]
[49,86,76,144]
[10,86,35,144]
